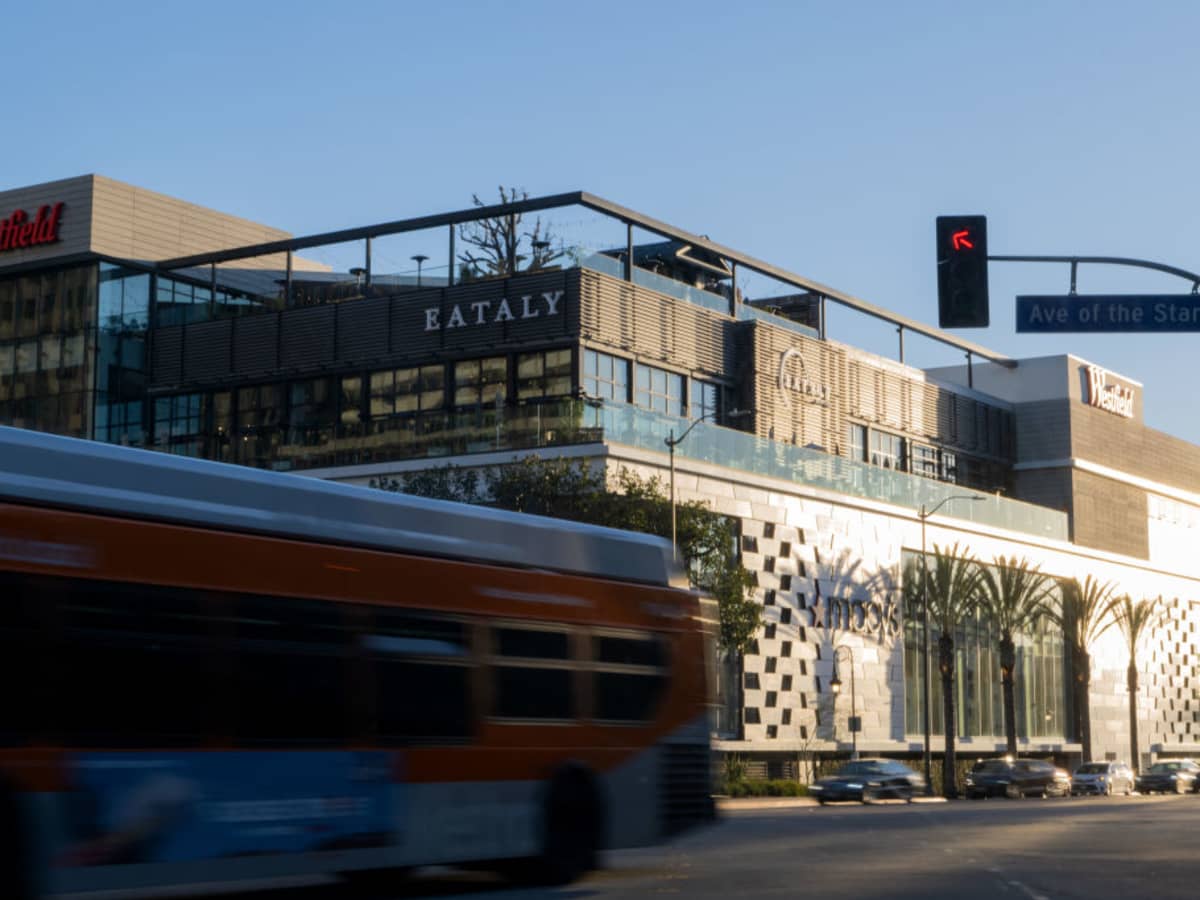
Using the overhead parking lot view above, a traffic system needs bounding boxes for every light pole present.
[664,408,751,558]
[918,493,984,794]
[829,645,858,760]
[411,254,429,288]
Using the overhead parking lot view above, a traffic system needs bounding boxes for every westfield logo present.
[0,202,64,253]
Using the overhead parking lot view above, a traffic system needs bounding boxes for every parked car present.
[810,759,924,804]
[1071,761,1135,796]
[1135,760,1200,794]
[965,758,1071,799]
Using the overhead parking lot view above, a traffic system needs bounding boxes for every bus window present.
[230,595,355,745]
[366,610,473,745]
[0,572,50,744]
[492,625,574,721]
[592,633,668,723]
[57,579,215,746]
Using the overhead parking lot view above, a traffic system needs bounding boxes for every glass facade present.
[0,264,96,437]
[902,551,1067,740]
[96,264,150,446]
[154,272,276,327]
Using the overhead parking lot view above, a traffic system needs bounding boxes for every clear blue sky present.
[8,1,1200,442]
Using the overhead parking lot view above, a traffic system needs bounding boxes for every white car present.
[1071,761,1134,796]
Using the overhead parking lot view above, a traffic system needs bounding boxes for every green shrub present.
[723,779,808,798]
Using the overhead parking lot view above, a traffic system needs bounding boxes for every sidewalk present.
[717,795,948,811]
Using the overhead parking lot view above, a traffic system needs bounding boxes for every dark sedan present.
[1135,760,1200,794]
[965,758,1071,799]
[810,759,924,804]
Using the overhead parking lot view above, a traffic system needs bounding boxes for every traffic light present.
[936,215,989,328]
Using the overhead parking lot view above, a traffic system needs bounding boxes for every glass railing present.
[592,404,1068,540]
[581,253,819,338]
[267,398,603,470]
[580,253,731,314]
[735,302,820,339]
[264,397,1065,540]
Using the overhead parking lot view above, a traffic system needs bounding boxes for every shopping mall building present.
[2,174,1197,773]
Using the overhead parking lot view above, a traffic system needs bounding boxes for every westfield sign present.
[1085,364,1134,419]
[0,202,64,253]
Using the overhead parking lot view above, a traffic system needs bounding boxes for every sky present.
[7,1,1200,441]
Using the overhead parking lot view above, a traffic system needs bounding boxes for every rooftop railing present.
[152,190,1012,368]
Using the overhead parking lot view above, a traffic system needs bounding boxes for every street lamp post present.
[664,408,751,558]
[918,493,984,794]
[411,254,429,288]
[829,645,858,760]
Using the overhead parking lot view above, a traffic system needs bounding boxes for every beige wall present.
[0,174,326,272]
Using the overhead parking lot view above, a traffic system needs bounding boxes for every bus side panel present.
[601,745,662,849]
[396,780,540,865]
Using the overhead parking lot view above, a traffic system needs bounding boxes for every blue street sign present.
[1016,295,1200,332]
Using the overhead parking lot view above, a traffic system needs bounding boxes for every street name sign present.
[1016,295,1200,332]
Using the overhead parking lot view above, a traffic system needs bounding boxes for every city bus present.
[0,426,713,898]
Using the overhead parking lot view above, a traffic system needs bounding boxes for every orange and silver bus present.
[0,426,713,898]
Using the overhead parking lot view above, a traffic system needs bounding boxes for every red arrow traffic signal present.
[936,216,989,328]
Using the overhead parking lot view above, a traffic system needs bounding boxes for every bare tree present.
[457,187,563,280]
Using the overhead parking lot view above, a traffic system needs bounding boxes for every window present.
[231,596,356,744]
[492,625,574,720]
[49,578,217,746]
[635,363,684,415]
[869,430,905,470]
[454,356,506,408]
[154,393,207,457]
[911,443,939,479]
[690,379,721,421]
[236,383,285,466]
[339,376,363,434]
[0,572,53,743]
[847,423,867,462]
[517,349,572,400]
[370,365,445,417]
[287,377,335,447]
[366,610,473,744]
[590,633,667,721]
[903,550,1064,741]
[582,349,629,402]
[941,450,958,483]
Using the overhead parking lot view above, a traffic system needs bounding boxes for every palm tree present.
[977,556,1057,756]
[1053,576,1117,762]
[908,542,983,799]
[1107,594,1165,774]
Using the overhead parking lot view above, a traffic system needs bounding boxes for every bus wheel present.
[538,765,604,885]
[0,778,33,900]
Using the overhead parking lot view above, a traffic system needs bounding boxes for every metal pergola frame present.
[155,190,1016,370]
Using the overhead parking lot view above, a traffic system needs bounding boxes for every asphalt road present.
[200,793,1200,900]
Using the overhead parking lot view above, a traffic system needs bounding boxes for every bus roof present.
[0,426,684,587]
